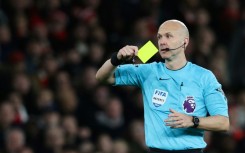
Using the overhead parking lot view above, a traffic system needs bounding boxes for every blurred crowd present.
[0,0,245,153]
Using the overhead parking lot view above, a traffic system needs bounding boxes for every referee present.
[96,19,229,153]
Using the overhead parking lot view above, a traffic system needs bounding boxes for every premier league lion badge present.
[183,96,196,113]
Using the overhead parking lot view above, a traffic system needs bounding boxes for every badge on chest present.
[152,89,168,107]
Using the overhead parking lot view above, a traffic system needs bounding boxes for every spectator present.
[3,128,26,153]
[61,115,80,146]
[0,102,16,148]
[127,119,147,153]
[96,133,113,153]
[111,139,129,153]
[42,126,65,153]
[95,96,125,138]
[8,92,29,124]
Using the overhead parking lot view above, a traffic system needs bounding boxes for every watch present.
[192,116,199,128]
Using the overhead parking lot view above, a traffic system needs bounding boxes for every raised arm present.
[95,45,138,84]
[95,59,117,84]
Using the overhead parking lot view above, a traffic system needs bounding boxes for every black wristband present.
[192,116,199,128]
[110,52,123,66]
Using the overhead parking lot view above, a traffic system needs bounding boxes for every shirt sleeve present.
[203,71,229,117]
[114,64,145,87]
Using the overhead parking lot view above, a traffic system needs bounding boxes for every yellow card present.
[137,41,158,63]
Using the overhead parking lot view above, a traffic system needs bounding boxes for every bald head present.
[159,20,189,39]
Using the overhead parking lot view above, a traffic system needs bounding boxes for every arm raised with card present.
[96,45,138,84]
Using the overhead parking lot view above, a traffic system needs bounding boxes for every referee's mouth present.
[160,48,170,52]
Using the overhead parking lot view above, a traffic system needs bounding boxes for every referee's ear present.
[183,37,189,49]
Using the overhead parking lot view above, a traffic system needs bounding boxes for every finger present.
[170,120,184,128]
[121,50,127,59]
[164,119,171,123]
[125,46,136,57]
[165,120,181,127]
[164,117,181,123]
[164,117,173,122]
[119,46,138,60]
[125,47,136,61]
[169,108,178,113]
[124,48,134,58]
[128,46,138,55]
[121,48,130,59]
[170,124,183,128]
[165,122,175,126]
[166,117,178,121]
[167,120,183,128]
[168,113,179,117]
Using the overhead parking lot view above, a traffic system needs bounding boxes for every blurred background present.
[0,0,245,153]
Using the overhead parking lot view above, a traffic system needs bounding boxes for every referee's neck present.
[165,57,187,70]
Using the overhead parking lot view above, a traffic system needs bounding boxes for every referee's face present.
[157,21,186,61]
